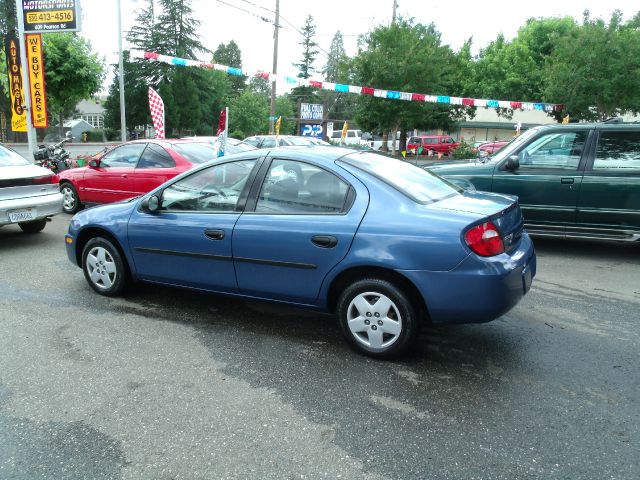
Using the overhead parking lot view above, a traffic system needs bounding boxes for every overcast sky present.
[79,0,639,92]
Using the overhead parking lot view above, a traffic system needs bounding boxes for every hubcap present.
[62,186,75,210]
[86,246,117,290]
[347,292,402,349]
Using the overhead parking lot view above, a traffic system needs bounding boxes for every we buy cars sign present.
[21,0,82,33]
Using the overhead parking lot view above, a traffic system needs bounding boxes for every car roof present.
[240,145,356,164]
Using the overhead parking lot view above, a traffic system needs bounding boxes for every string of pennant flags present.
[130,50,565,113]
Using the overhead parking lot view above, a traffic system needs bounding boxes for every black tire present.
[18,219,47,233]
[337,278,420,359]
[81,237,127,297]
[60,182,81,214]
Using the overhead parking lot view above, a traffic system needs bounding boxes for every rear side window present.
[172,142,217,164]
[0,145,29,166]
[340,152,461,204]
[137,144,175,169]
[425,138,438,145]
[594,131,640,170]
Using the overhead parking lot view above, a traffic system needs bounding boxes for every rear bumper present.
[0,192,63,226]
[400,234,536,324]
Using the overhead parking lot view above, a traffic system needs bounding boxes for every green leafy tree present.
[42,33,105,137]
[323,31,347,82]
[352,19,467,151]
[228,90,269,139]
[320,31,356,126]
[291,15,320,107]
[213,40,245,96]
[275,95,295,135]
[544,10,640,121]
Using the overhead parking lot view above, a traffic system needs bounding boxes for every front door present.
[128,158,260,291]
[80,143,146,204]
[233,158,368,304]
[492,130,590,227]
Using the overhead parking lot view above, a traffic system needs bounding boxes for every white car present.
[0,144,63,233]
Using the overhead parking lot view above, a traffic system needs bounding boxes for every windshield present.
[340,152,462,204]
[172,142,217,164]
[490,127,543,163]
[0,145,29,166]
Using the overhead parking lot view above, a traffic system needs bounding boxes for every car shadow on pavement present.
[532,236,640,262]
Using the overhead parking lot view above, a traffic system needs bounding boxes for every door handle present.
[204,229,225,240]
[560,177,575,184]
[121,174,128,178]
[311,235,338,248]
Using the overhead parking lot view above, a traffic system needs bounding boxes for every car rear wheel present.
[18,219,47,233]
[337,278,419,358]
[82,237,127,296]
[60,182,81,214]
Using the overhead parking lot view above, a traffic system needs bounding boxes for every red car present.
[407,135,459,156]
[475,140,510,156]
[58,140,217,214]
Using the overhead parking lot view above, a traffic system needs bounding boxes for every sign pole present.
[117,0,127,142]
[14,0,37,157]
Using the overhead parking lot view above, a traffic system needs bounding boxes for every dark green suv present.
[426,122,640,242]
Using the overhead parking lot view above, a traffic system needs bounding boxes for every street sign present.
[301,123,323,139]
[21,0,82,33]
[300,103,323,121]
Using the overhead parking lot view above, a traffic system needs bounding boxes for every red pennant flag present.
[148,87,165,139]
[215,109,226,136]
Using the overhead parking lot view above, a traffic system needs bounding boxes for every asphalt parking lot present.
[1,214,638,480]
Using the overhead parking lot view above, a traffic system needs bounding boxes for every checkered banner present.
[148,87,165,139]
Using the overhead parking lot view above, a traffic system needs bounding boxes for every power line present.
[213,0,275,26]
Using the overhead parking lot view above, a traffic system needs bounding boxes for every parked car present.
[0,144,62,233]
[426,122,640,242]
[474,140,510,156]
[181,136,257,156]
[57,139,218,214]
[362,132,401,151]
[65,147,536,358]
[244,135,331,148]
[407,135,459,155]
[329,129,366,146]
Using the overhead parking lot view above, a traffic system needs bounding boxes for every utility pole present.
[117,0,127,142]
[392,0,398,24]
[269,0,280,134]
[14,0,37,156]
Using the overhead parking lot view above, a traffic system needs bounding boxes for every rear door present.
[232,157,367,304]
[80,143,146,203]
[133,143,181,196]
[576,128,640,238]
[491,129,591,228]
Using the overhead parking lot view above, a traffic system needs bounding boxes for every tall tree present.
[290,15,320,109]
[323,31,347,82]
[213,41,245,97]
[43,33,105,137]
[544,10,640,121]
[156,0,208,58]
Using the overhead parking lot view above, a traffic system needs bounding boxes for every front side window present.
[593,131,640,170]
[517,131,587,169]
[101,144,146,168]
[161,159,257,212]
[256,159,349,214]
[340,152,461,204]
[261,137,276,148]
[137,144,175,169]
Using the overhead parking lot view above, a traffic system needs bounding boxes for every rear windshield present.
[340,152,462,204]
[172,142,217,164]
[0,145,29,166]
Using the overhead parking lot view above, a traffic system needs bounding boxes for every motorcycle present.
[34,132,73,173]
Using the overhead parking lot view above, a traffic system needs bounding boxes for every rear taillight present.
[32,175,56,185]
[464,221,505,257]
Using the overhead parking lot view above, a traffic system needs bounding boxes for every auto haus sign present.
[22,0,81,33]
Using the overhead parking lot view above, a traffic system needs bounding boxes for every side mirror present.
[89,159,100,168]
[505,155,520,170]
[141,195,160,213]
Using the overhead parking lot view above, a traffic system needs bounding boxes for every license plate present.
[8,208,37,223]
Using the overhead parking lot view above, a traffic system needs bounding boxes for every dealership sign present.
[26,34,48,128]
[4,35,27,132]
[22,0,82,33]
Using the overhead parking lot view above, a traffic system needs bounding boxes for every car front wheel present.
[337,278,419,358]
[60,182,81,214]
[82,237,127,296]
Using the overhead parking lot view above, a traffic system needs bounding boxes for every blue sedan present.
[65,147,536,358]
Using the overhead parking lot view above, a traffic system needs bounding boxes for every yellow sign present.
[562,115,570,124]
[341,121,348,140]
[26,10,74,25]
[5,37,27,132]
[26,34,48,128]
